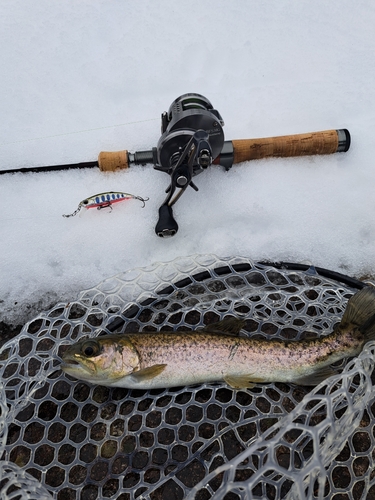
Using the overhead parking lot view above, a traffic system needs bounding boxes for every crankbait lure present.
[63,191,149,218]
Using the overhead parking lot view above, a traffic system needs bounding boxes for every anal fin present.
[224,374,266,389]
[293,366,336,386]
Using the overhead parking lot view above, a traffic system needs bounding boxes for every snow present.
[1,0,374,325]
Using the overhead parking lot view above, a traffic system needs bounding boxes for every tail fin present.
[341,286,375,341]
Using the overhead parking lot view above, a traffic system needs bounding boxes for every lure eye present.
[82,199,89,205]
[81,340,100,357]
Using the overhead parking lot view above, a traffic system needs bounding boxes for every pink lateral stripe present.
[86,198,131,209]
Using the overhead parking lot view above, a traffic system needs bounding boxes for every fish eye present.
[81,340,100,357]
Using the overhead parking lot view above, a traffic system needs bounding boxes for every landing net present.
[0,254,374,499]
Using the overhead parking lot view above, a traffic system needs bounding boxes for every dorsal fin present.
[201,317,246,336]
[341,287,375,327]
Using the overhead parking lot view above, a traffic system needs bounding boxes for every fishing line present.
[0,117,159,147]
[0,214,62,223]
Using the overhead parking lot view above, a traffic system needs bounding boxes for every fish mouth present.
[60,358,93,375]
[60,360,78,369]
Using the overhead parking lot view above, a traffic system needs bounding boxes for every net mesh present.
[0,254,374,500]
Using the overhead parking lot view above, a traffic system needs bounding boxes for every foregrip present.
[98,150,129,172]
[98,149,156,172]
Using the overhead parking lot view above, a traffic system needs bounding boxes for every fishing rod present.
[1,93,350,237]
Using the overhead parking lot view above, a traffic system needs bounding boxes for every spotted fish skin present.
[61,287,375,388]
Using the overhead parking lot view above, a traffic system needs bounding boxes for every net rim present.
[101,259,366,335]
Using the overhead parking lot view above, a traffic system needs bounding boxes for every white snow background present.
[0,0,374,325]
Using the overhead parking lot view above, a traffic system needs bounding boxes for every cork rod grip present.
[98,150,129,172]
[232,130,343,164]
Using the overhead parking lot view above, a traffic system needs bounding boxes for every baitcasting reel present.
[111,93,231,237]
[153,93,227,237]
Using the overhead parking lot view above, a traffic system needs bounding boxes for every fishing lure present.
[63,191,149,218]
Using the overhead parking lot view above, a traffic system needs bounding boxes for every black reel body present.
[154,93,225,237]
[157,93,224,173]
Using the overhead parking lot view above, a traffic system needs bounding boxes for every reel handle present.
[155,205,179,238]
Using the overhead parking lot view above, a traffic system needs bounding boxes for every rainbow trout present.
[61,287,375,388]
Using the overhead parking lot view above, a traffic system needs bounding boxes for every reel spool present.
[157,93,225,174]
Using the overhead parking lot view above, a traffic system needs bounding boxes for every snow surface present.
[1,1,374,324]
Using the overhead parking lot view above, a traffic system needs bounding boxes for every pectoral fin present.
[224,374,266,389]
[131,364,167,381]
